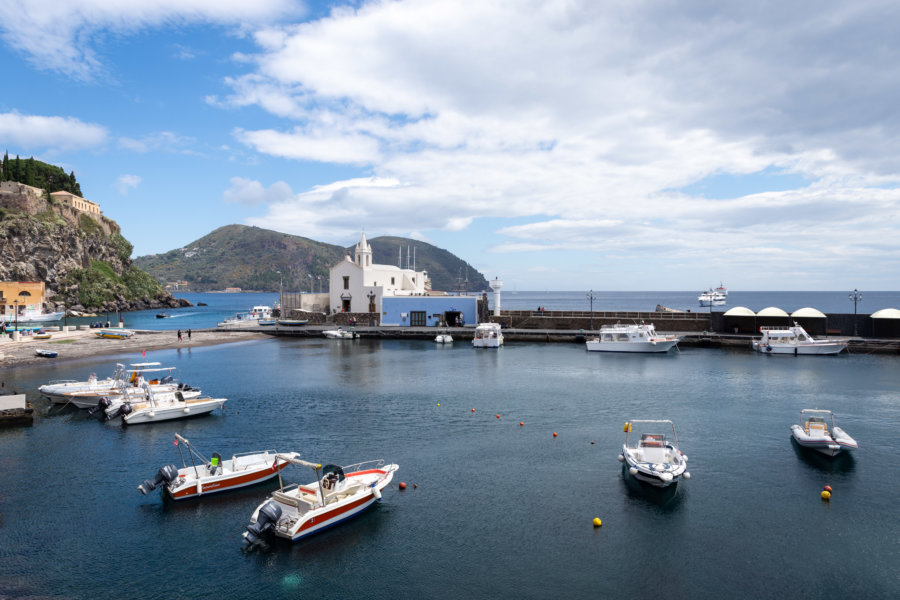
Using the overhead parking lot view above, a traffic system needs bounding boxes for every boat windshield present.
[321,463,345,483]
[639,433,667,448]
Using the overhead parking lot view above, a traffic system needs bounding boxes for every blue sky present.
[2,0,900,291]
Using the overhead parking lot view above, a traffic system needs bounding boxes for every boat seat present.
[273,491,318,509]
[805,421,829,435]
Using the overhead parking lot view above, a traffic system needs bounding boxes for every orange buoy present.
[823,485,833,493]
[519,422,524,426]
[471,408,475,412]
[399,482,407,490]
[553,432,558,437]
[496,414,500,419]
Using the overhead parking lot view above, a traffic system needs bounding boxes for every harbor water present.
[1,333,898,598]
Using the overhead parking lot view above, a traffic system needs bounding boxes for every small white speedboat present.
[586,323,680,353]
[618,420,690,487]
[435,334,453,343]
[752,323,847,355]
[40,362,166,403]
[110,383,226,425]
[137,434,298,500]
[243,455,398,546]
[323,328,358,339]
[791,409,858,456]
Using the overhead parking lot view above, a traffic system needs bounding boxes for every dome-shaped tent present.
[722,306,757,334]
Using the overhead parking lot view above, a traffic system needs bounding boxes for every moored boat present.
[472,323,503,348]
[435,334,453,343]
[586,323,680,353]
[752,323,847,355]
[243,455,398,546]
[618,420,690,488]
[323,328,358,339]
[94,329,135,339]
[137,434,298,500]
[791,409,857,456]
[0,309,65,323]
[40,362,164,403]
[34,348,58,358]
[111,383,226,425]
[276,319,309,326]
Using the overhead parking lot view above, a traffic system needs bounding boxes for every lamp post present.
[13,298,18,334]
[587,289,597,330]
[849,289,862,336]
[307,274,313,294]
[317,275,322,293]
[276,270,283,318]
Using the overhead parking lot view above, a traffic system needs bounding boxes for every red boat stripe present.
[297,492,374,531]
[170,461,290,498]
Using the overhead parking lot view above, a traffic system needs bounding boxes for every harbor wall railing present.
[495,310,712,332]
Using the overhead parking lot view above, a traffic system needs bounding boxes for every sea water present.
[1,337,898,598]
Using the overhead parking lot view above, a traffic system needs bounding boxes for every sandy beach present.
[0,327,269,368]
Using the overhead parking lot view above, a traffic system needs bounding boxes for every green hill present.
[134,225,488,292]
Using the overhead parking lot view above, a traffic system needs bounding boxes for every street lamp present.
[587,289,597,330]
[317,275,322,293]
[307,274,313,294]
[276,270,283,318]
[13,298,18,333]
[849,289,863,336]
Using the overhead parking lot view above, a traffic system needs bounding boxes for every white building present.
[327,233,479,327]
[329,233,428,314]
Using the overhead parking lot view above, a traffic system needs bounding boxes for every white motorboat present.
[137,434,298,500]
[91,387,202,416]
[218,305,273,327]
[243,455,398,546]
[323,328,358,339]
[586,323,680,353]
[752,323,847,355]
[110,383,226,425]
[791,409,858,457]
[0,308,65,323]
[618,420,690,488]
[40,363,166,403]
[472,323,503,348]
[435,334,453,343]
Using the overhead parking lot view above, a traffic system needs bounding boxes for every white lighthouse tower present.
[489,277,503,317]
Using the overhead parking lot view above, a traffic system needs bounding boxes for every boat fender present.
[766,345,772,352]
[683,472,691,479]
[629,467,638,476]
[244,501,282,546]
[617,454,625,463]
[138,464,178,495]
[373,487,382,501]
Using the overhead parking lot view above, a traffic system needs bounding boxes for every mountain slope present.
[134,225,488,292]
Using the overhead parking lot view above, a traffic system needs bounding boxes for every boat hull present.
[586,339,678,353]
[753,342,846,355]
[168,458,291,500]
[123,398,226,425]
[790,424,857,456]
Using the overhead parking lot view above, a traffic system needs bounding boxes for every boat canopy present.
[756,306,789,317]
[723,306,755,317]
[791,307,826,318]
[870,308,900,319]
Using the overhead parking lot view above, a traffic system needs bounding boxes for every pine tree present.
[1,151,7,181]
[24,157,36,186]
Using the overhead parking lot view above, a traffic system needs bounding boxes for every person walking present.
[177,329,182,342]
[187,329,191,341]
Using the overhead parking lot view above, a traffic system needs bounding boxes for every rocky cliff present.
[0,181,185,312]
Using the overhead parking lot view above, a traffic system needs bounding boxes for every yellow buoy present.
[624,422,632,433]
[592,518,602,527]
[821,490,831,500]
[437,403,440,407]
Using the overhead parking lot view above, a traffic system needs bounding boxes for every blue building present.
[381,296,478,327]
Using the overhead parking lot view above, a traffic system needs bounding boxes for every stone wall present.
[496,309,712,332]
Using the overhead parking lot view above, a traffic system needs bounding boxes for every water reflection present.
[790,438,857,473]
[619,464,685,510]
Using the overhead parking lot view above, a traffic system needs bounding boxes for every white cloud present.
[0,111,108,151]
[0,0,305,80]
[117,131,198,154]
[223,177,295,206]
[115,174,141,194]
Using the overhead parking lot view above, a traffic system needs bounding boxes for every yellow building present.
[50,191,101,215]
[0,281,46,319]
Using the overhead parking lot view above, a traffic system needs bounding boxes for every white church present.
[328,233,478,327]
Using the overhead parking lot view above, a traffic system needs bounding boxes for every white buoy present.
[617,454,625,463]
[682,455,689,462]
[629,467,638,476]
[183,407,190,413]
[660,472,673,482]
[683,472,691,479]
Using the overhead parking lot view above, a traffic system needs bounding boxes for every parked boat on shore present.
[243,455,398,546]
[752,323,847,355]
[791,409,857,456]
[94,329,135,339]
[586,323,680,353]
[618,420,690,488]
[138,434,297,500]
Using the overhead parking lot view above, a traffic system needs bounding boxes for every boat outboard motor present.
[88,397,112,418]
[105,401,133,421]
[137,464,179,495]
[244,501,282,546]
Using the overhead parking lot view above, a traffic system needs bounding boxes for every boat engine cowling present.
[138,464,179,495]
[105,402,132,421]
[88,397,112,418]
[244,501,282,545]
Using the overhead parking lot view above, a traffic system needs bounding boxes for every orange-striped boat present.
[243,455,398,546]
[137,434,297,500]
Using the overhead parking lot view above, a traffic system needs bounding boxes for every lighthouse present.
[489,277,503,317]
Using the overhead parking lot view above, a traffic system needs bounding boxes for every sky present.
[1,0,899,291]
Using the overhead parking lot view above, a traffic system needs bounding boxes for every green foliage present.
[61,261,165,309]
[1,155,83,195]
[109,233,133,261]
[79,213,101,235]
[36,210,67,226]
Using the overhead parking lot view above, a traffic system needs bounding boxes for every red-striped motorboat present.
[243,455,398,546]
[137,434,298,500]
